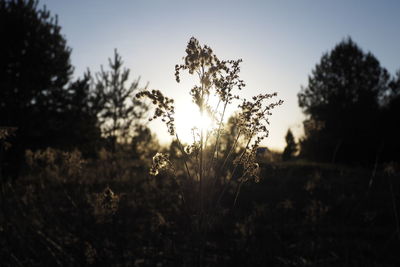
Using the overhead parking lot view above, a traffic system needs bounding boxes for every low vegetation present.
[1,148,399,266]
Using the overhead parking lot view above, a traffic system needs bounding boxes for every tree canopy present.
[298,38,392,164]
[94,49,148,151]
[0,0,73,139]
[0,0,103,176]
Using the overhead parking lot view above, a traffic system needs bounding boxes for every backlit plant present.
[136,37,283,225]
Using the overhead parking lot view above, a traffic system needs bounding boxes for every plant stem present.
[216,130,255,207]
[220,128,242,178]
[199,64,205,213]
[208,101,228,177]
[232,180,244,208]
[175,133,193,181]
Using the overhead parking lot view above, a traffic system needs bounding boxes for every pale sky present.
[41,0,400,150]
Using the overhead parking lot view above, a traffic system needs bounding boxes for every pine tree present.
[282,129,297,161]
[95,49,147,151]
[62,71,103,156]
[0,0,74,176]
[298,38,390,164]
[0,0,73,144]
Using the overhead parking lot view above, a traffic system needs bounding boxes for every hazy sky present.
[40,0,400,150]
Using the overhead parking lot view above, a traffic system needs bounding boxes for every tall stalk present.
[136,36,283,226]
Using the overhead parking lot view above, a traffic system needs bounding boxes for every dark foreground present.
[1,152,399,266]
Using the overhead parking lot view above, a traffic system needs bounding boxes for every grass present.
[1,150,399,266]
[236,160,400,266]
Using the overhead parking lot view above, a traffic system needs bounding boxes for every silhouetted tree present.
[298,38,391,164]
[62,72,103,156]
[0,0,73,138]
[282,129,297,161]
[95,49,148,151]
[378,70,400,162]
[0,0,75,176]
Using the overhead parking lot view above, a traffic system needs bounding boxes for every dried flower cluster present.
[90,186,120,223]
[0,127,16,140]
[0,127,17,151]
[238,93,282,139]
[150,152,171,176]
[136,37,283,217]
[136,90,175,135]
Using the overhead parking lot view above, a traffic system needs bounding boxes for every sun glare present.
[175,104,215,143]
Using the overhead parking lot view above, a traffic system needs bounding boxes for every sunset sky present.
[41,0,400,150]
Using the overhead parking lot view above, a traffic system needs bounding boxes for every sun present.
[197,112,213,132]
[174,103,215,143]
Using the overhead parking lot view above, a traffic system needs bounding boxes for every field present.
[1,150,399,266]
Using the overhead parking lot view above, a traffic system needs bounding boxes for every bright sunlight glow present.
[175,104,215,144]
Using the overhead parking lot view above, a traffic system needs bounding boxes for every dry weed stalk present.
[136,37,283,228]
